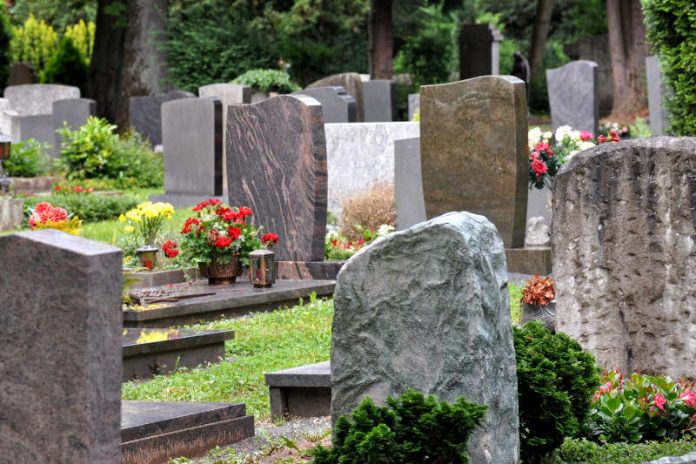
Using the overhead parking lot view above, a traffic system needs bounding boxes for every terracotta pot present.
[522,301,556,332]
[199,255,242,285]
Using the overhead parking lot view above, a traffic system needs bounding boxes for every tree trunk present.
[606,0,648,117]
[528,0,555,82]
[369,0,393,80]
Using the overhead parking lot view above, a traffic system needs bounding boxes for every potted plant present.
[521,275,556,332]
[178,199,278,285]
[119,201,175,270]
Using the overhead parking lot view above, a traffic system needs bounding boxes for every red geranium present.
[238,206,253,218]
[181,217,202,234]
[227,226,242,241]
[214,236,233,249]
[531,158,548,178]
[161,240,179,258]
[193,198,222,211]
[261,233,279,245]
[579,130,594,141]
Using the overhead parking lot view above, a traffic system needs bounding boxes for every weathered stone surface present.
[53,98,96,156]
[459,24,502,79]
[546,60,599,134]
[394,137,426,230]
[325,122,419,215]
[3,84,80,115]
[363,80,395,122]
[227,95,327,262]
[128,90,194,146]
[0,98,12,135]
[420,76,528,248]
[553,137,696,379]
[0,198,24,231]
[646,56,669,136]
[647,451,696,464]
[408,93,420,120]
[332,211,520,464]
[307,72,364,122]
[8,62,38,86]
[0,230,122,462]
[294,86,357,123]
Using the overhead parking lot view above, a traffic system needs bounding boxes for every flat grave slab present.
[265,361,331,420]
[122,401,254,464]
[124,279,336,327]
[122,328,234,381]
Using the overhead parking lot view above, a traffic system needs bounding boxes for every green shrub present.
[10,14,58,74]
[311,389,487,464]
[2,139,53,177]
[40,36,88,90]
[549,437,696,464]
[0,4,11,87]
[63,19,95,65]
[231,69,300,94]
[24,192,140,222]
[642,0,696,135]
[514,322,601,463]
[530,40,570,114]
[9,0,96,31]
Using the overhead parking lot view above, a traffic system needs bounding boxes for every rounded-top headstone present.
[546,60,599,134]
[4,84,81,116]
[8,62,38,86]
[307,72,364,122]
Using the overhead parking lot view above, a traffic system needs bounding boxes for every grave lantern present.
[0,135,13,195]
[249,249,275,288]
[136,245,159,271]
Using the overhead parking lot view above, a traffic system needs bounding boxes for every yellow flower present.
[124,225,135,233]
[119,214,126,222]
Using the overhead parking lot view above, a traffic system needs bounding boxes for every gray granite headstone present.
[0,230,122,462]
[546,60,599,134]
[3,84,80,116]
[646,55,669,136]
[128,90,194,146]
[332,211,520,464]
[307,72,365,122]
[394,137,426,229]
[10,113,54,147]
[408,93,420,120]
[459,24,503,79]
[363,80,395,122]
[294,86,357,123]
[53,98,97,156]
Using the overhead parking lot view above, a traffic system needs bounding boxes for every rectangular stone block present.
[4,84,80,116]
[546,60,599,134]
[363,80,395,122]
[307,72,365,122]
[394,137,426,230]
[53,98,96,156]
[295,86,357,123]
[129,90,194,146]
[646,56,669,136]
[10,113,55,153]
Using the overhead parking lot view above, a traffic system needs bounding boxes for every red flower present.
[193,198,222,211]
[597,134,607,144]
[227,226,242,241]
[531,158,548,177]
[74,186,83,193]
[220,210,238,222]
[579,130,594,141]
[214,236,233,249]
[161,240,179,258]
[261,233,279,245]
[238,207,253,218]
[534,142,553,155]
[181,217,201,234]
[29,202,69,228]
[54,185,61,192]
[609,128,621,143]
[654,393,666,411]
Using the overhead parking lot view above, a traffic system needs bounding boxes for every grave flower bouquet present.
[119,201,175,246]
[28,202,81,235]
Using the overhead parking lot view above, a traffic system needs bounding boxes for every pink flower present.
[600,381,613,393]
[654,393,666,411]
[680,389,696,408]
[580,130,594,141]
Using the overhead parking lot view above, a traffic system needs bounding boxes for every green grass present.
[551,438,696,464]
[81,206,192,245]
[510,283,522,324]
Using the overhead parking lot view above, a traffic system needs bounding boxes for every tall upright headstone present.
[546,60,599,134]
[0,230,122,462]
[394,137,426,230]
[646,56,668,136]
[363,80,395,122]
[307,72,365,122]
[128,90,194,146]
[459,24,503,79]
[3,84,80,115]
[420,76,528,248]
[332,211,520,464]
[151,97,223,207]
[227,95,327,262]
[553,138,696,379]
[294,86,357,123]
[53,98,97,156]
[10,113,54,147]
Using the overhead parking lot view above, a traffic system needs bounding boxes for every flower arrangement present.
[119,201,175,246]
[28,202,81,234]
[325,224,395,260]
[521,275,556,306]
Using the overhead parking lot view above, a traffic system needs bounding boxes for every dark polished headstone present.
[363,80,395,122]
[295,86,357,123]
[128,90,194,146]
[420,76,528,248]
[0,230,122,462]
[307,72,364,122]
[227,95,328,262]
[53,98,96,156]
[459,24,503,79]
[546,60,599,134]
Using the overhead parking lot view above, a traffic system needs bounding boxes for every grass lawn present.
[81,206,193,245]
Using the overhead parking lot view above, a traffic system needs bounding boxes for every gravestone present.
[363,80,395,122]
[10,113,54,147]
[53,98,96,156]
[307,72,365,122]
[0,230,121,462]
[565,34,613,115]
[0,198,24,231]
[8,62,38,86]
[294,86,357,123]
[227,95,327,262]
[332,211,520,464]
[546,60,599,134]
[459,24,503,79]
[408,93,420,120]
[128,90,194,146]
[3,84,80,115]
[394,137,426,229]
[646,56,668,136]
[553,137,696,379]
[511,51,530,105]
[0,98,13,135]
[420,76,528,248]
[150,97,223,207]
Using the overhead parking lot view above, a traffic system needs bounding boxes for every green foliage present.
[10,14,58,74]
[530,40,570,113]
[10,0,96,31]
[231,69,300,94]
[642,0,696,135]
[548,437,696,464]
[0,4,11,87]
[514,322,601,463]
[40,36,88,90]
[2,139,53,177]
[312,390,487,464]
[24,193,140,222]
[63,19,95,64]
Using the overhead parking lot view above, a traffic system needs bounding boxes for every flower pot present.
[522,301,556,332]
[136,245,159,271]
[199,255,242,285]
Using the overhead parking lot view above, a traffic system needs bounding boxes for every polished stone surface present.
[546,60,599,134]
[0,230,122,463]
[265,361,330,388]
[128,90,194,146]
[227,95,328,262]
[307,72,365,122]
[276,260,344,280]
[394,137,426,230]
[53,98,96,156]
[553,138,696,379]
[332,212,520,463]
[295,86,357,123]
[646,56,668,136]
[122,328,234,355]
[363,80,395,122]
[459,24,502,79]
[4,83,80,115]
[420,76,528,248]
[266,362,331,419]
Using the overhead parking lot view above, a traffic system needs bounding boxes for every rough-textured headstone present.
[0,230,121,462]
[420,76,528,248]
[459,24,503,79]
[151,97,223,207]
[307,73,365,122]
[128,90,194,146]
[363,80,395,122]
[546,60,599,134]
[394,137,426,230]
[227,95,327,262]
[646,56,669,136]
[3,84,80,116]
[408,93,420,120]
[332,211,520,464]
[565,34,613,115]
[294,86,357,123]
[325,122,420,215]
[53,98,96,156]
[8,62,38,86]
[10,113,54,147]
[0,198,24,231]
[553,137,696,379]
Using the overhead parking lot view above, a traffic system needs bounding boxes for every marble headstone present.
[332,211,520,464]
[128,90,194,146]
[420,76,528,248]
[294,86,357,123]
[3,84,80,116]
[646,56,668,136]
[53,98,97,156]
[307,72,365,122]
[8,62,38,86]
[546,60,599,134]
[408,93,420,120]
[459,24,503,79]
[553,137,696,379]
[0,230,122,462]
[394,137,426,230]
[227,95,327,262]
[363,80,395,122]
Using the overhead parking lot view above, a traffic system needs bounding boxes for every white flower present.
[554,125,574,142]
[377,224,395,237]
[579,141,596,151]
[542,131,553,142]
[528,127,542,147]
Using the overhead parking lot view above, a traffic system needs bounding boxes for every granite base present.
[276,261,344,280]
[265,361,331,420]
[505,247,552,275]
